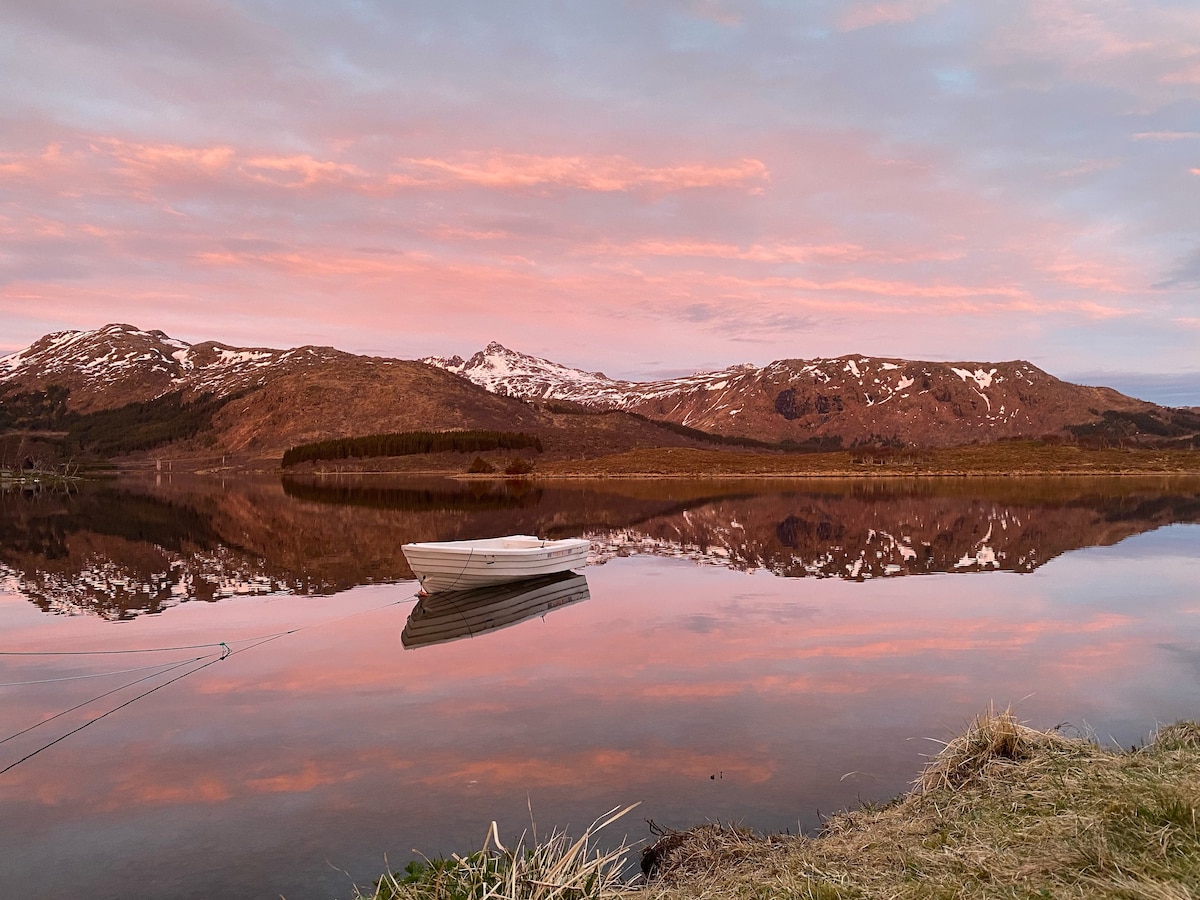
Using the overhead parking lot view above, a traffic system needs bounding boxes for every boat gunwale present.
[401,536,592,557]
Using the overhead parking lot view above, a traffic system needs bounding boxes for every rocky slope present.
[425,343,1195,447]
[3,325,1197,456]
[0,325,710,459]
[423,341,757,408]
[0,324,351,414]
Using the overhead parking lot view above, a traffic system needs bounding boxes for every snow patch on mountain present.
[952,367,998,390]
[421,341,761,408]
[0,323,346,408]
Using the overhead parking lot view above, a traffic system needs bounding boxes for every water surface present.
[1,475,1198,899]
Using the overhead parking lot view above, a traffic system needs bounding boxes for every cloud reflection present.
[2,526,1199,899]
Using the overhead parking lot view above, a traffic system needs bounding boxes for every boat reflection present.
[402,571,589,649]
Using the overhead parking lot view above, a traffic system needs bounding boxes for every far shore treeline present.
[281,430,543,468]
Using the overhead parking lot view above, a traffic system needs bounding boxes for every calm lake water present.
[2,474,1199,899]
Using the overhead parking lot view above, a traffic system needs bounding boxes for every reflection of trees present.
[281,476,545,511]
[1,475,1198,618]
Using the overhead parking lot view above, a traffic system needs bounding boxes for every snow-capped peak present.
[421,342,762,408]
[0,324,346,412]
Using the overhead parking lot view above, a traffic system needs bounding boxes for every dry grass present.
[642,709,1200,900]
[359,804,639,900]
[534,444,1200,478]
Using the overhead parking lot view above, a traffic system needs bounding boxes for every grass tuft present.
[918,704,1077,792]
[360,804,639,900]
[1150,721,1200,752]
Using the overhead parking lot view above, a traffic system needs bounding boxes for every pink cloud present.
[602,239,962,265]
[193,249,432,279]
[4,138,768,203]
[1132,131,1200,141]
[1037,252,1140,294]
[392,153,770,193]
[986,0,1200,110]
[837,0,948,31]
[242,154,370,188]
[0,102,1190,376]
[1058,158,1123,178]
[679,0,743,27]
[1161,60,1200,85]
[103,140,237,175]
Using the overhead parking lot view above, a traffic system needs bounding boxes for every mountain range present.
[2,323,1198,462]
[421,341,1182,447]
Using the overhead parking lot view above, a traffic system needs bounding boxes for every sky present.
[1,0,1198,403]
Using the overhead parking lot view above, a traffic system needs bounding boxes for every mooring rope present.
[0,589,422,774]
[0,654,217,748]
[422,546,476,593]
[0,590,422,659]
[0,653,224,686]
[0,642,231,656]
[0,652,230,775]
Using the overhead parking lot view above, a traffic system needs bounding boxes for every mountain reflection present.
[1,474,1198,618]
[401,572,590,649]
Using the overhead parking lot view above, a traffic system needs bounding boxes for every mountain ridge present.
[3,324,1198,459]
[422,341,1194,448]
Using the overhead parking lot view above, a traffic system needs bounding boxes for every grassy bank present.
[98,439,1200,478]
[359,710,1200,900]
[535,443,1200,477]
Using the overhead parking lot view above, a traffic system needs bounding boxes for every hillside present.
[425,343,1200,448]
[2,325,1198,466]
[0,325,712,463]
[0,324,347,414]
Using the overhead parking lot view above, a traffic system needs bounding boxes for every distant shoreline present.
[95,440,1200,481]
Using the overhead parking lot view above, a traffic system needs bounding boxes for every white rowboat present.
[401,534,591,593]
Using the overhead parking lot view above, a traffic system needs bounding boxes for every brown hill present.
[0,324,715,462]
[207,356,542,454]
[425,343,1200,448]
[3,325,1198,462]
[0,323,351,414]
[625,356,1169,447]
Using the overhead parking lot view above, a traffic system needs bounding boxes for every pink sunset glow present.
[1,1,1198,402]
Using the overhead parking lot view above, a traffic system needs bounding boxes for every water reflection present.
[0,474,1198,618]
[588,488,1200,578]
[402,572,590,648]
[282,476,545,512]
[1,475,1198,900]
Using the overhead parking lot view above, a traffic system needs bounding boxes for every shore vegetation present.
[361,805,639,900]
[535,442,1200,477]
[358,710,1200,900]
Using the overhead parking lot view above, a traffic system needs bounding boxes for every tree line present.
[281,430,544,468]
[0,384,232,460]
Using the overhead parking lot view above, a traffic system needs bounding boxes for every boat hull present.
[401,535,591,593]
